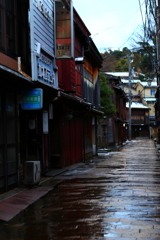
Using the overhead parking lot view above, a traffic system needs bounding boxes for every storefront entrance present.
[20,110,49,175]
[0,92,18,193]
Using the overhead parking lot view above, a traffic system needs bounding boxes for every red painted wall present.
[57,59,76,92]
[63,115,83,166]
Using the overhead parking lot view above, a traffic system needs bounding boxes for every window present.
[6,0,16,56]
[131,114,144,123]
[16,0,30,68]
[0,0,30,73]
[0,0,16,57]
[150,89,156,96]
[0,2,4,51]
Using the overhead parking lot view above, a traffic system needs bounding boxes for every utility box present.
[24,161,40,185]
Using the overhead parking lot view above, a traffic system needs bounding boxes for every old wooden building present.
[0,0,103,193]
[98,74,128,148]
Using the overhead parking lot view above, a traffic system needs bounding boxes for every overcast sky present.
[73,0,145,52]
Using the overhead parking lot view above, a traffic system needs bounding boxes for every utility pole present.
[127,52,134,141]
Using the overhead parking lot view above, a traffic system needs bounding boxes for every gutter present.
[0,64,33,84]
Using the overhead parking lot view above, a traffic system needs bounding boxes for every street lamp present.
[147,79,152,86]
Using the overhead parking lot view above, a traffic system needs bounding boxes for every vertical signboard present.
[55,0,74,59]
[30,0,58,88]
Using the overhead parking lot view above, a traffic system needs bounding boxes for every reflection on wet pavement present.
[1,140,160,239]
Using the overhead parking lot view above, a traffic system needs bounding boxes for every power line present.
[119,24,141,49]
[92,23,141,39]
[91,1,145,39]
[102,23,142,59]
[139,0,145,31]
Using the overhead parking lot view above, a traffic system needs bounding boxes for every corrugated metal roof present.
[126,102,149,109]
[143,97,157,102]
[121,79,157,87]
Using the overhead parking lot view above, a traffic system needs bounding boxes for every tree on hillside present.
[131,37,156,78]
[100,73,116,117]
[101,49,117,72]
[101,47,130,73]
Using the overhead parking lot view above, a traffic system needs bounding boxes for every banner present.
[55,0,74,59]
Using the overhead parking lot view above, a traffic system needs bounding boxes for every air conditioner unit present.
[24,161,40,185]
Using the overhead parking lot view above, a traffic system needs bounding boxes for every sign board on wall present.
[22,89,43,110]
[30,0,58,87]
[43,111,49,134]
[55,0,74,59]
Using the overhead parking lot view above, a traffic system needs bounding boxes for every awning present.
[61,92,104,115]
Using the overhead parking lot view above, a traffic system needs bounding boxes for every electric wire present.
[92,1,145,39]
[102,23,142,60]
[101,0,156,73]
[139,0,145,30]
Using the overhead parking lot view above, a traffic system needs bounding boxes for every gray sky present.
[73,0,145,52]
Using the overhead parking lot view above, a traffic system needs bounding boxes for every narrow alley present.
[1,139,160,239]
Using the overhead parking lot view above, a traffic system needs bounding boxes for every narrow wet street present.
[1,139,160,239]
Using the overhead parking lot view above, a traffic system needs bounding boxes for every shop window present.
[0,93,2,144]
[0,93,3,178]
[6,94,16,143]
[0,149,3,177]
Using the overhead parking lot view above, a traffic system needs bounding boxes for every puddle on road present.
[1,139,160,239]
[98,151,121,157]
[62,168,92,176]
[1,176,160,239]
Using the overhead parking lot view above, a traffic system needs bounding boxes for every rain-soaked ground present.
[1,139,160,239]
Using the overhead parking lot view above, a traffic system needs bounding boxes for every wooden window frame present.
[0,0,17,58]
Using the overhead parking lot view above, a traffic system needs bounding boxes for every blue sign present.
[37,53,55,85]
[22,89,43,110]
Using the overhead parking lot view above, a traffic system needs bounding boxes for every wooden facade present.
[155,87,160,142]
[0,0,32,192]
[155,1,160,142]
[98,74,128,148]
[53,8,103,167]
[0,0,103,193]
[126,102,150,139]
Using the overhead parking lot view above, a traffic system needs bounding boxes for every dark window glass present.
[6,12,15,55]
[0,5,4,51]
[0,93,2,144]
[5,0,14,12]
[6,93,16,143]
[0,9,2,46]
[5,0,15,56]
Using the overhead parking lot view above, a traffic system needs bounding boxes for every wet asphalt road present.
[1,139,160,239]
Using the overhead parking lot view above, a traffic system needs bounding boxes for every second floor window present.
[0,0,16,57]
[150,89,156,96]
[0,0,30,74]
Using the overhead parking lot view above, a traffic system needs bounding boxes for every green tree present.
[100,73,116,117]
[131,41,155,76]
[115,58,128,72]
[101,49,117,72]
[101,47,131,72]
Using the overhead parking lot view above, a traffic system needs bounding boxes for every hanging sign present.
[30,0,58,87]
[55,0,74,59]
[22,89,43,110]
